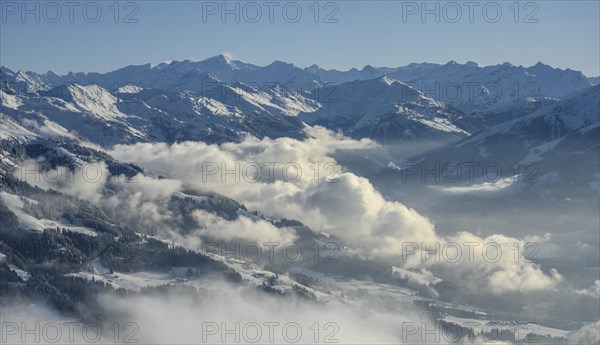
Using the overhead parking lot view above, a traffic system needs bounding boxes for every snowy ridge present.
[299,76,477,142]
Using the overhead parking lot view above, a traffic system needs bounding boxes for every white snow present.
[0,191,97,236]
[20,118,79,140]
[0,114,37,141]
[443,315,572,341]
[461,85,600,147]
[173,191,208,204]
[434,176,517,194]
[0,90,23,109]
[63,84,128,121]
[116,84,143,93]
[68,260,186,291]
[8,264,31,281]
[392,266,442,285]
[412,116,469,134]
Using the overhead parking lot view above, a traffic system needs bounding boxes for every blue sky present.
[1,1,599,76]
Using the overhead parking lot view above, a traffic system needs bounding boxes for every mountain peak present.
[264,60,300,72]
[200,54,233,65]
[530,61,554,70]
[305,64,321,73]
[269,60,294,67]
[362,64,378,72]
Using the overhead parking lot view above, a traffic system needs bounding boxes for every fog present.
[12,127,598,330]
[1,282,448,345]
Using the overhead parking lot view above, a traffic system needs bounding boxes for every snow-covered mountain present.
[458,84,600,149]
[1,80,311,146]
[305,60,592,118]
[298,76,483,144]
[1,58,599,342]
[3,56,593,119]
[1,56,598,180]
[2,55,322,92]
[390,85,600,206]
[2,56,595,153]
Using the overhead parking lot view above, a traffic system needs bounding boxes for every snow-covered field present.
[442,315,572,341]
[0,191,98,236]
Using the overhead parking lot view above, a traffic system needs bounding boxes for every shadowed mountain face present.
[406,85,600,189]
[298,77,485,149]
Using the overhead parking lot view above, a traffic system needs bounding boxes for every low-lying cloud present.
[15,127,572,297]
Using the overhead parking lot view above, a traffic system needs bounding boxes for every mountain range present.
[1,56,599,340]
[1,55,596,148]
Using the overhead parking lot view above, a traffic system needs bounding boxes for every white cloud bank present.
[15,127,567,295]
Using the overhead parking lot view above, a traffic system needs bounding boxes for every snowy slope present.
[461,84,600,146]
[394,85,600,210]
[5,56,591,118]
[10,55,321,92]
[0,191,98,236]
[299,76,481,143]
[0,112,37,142]
[2,57,594,148]
[305,60,592,117]
[2,80,310,146]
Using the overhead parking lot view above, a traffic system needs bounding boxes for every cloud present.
[15,159,108,205]
[437,232,564,294]
[192,209,297,243]
[14,159,183,235]
[109,127,437,256]
[298,173,439,256]
[221,52,235,60]
[575,280,600,298]
[106,127,566,295]
[568,321,600,345]
[14,127,568,296]
[0,280,445,345]
[97,281,439,345]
